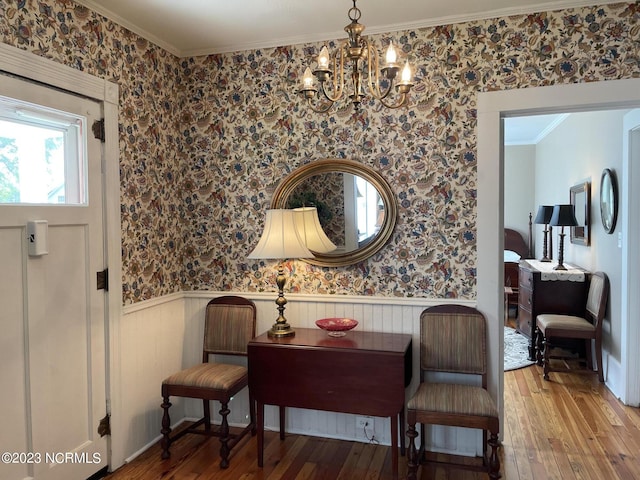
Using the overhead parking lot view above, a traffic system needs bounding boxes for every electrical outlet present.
[356,416,372,429]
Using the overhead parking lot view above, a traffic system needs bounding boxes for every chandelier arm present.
[377,93,409,109]
[305,97,335,113]
[316,44,346,104]
[364,42,395,102]
[318,78,341,103]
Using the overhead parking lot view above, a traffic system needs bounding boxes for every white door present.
[0,74,108,479]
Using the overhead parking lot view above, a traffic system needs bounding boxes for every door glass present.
[0,96,87,205]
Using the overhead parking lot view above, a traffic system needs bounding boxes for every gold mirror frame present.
[570,181,591,246]
[271,158,397,267]
[599,168,618,234]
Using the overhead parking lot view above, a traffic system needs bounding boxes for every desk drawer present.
[517,307,533,338]
[519,268,533,289]
[519,286,533,310]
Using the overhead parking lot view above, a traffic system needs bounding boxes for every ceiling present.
[75,0,616,57]
[74,0,588,144]
[504,114,569,145]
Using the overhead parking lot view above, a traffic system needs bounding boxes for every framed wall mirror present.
[570,181,590,246]
[271,158,397,267]
[599,168,618,234]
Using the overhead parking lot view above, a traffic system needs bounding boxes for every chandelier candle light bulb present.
[385,42,397,66]
[302,67,315,89]
[318,46,331,70]
[400,61,412,85]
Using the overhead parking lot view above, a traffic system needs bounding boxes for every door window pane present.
[0,97,87,205]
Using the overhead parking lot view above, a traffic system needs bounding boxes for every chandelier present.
[299,0,415,113]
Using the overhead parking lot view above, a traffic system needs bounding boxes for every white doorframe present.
[0,42,123,466]
[477,78,640,427]
[622,109,640,406]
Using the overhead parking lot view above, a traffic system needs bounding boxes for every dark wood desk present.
[518,260,588,360]
[248,328,412,480]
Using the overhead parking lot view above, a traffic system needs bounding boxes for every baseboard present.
[123,418,189,464]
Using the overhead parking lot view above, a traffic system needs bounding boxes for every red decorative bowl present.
[315,318,358,337]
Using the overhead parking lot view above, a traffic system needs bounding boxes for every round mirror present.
[271,158,397,267]
[599,168,618,234]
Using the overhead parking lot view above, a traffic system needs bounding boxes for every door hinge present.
[92,118,105,142]
[97,269,109,291]
[98,414,111,437]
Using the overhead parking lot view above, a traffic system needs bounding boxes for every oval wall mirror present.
[600,168,618,234]
[271,158,397,267]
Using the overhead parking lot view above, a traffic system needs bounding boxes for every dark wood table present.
[248,327,412,480]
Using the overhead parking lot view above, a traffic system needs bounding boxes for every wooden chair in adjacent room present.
[160,296,257,468]
[406,305,501,480]
[535,271,609,382]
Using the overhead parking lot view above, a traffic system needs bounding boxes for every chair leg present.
[203,399,211,433]
[160,396,172,459]
[542,335,551,380]
[218,401,231,469]
[406,423,419,480]
[595,337,604,382]
[584,339,593,370]
[535,327,544,366]
[488,431,501,479]
[419,423,426,463]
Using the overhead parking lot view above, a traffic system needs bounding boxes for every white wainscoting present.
[113,291,480,469]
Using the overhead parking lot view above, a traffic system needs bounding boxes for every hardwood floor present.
[106,326,640,479]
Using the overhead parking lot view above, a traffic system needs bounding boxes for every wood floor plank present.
[105,366,639,480]
[266,435,309,480]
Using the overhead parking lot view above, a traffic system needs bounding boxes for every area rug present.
[504,326,535,371]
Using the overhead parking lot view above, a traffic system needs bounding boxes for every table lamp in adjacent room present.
[549,204,578,271]
[248,209,313,338]
[534,205,554,262]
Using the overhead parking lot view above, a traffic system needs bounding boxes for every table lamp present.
[549,204,578,271]
[248,209,313,338]
[292,206,337,253]
[533,205,554,262]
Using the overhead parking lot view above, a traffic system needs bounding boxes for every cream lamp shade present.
[292,207,337,254]
[248,209,313,260]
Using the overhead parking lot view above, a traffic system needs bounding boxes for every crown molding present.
[74,0,622,57]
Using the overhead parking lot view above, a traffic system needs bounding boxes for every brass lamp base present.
[267,322,295,338]
[267,263,295,338]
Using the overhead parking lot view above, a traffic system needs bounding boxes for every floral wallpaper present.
[1,0,639,304]
[178,2,640,299]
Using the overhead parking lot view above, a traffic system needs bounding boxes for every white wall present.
[534,110,625,365]
[504,144,536,247]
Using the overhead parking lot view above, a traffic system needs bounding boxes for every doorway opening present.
[477,78,640,429]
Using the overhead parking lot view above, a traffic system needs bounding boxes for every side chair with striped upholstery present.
[406,304,501,480]
[161,296,257,469]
